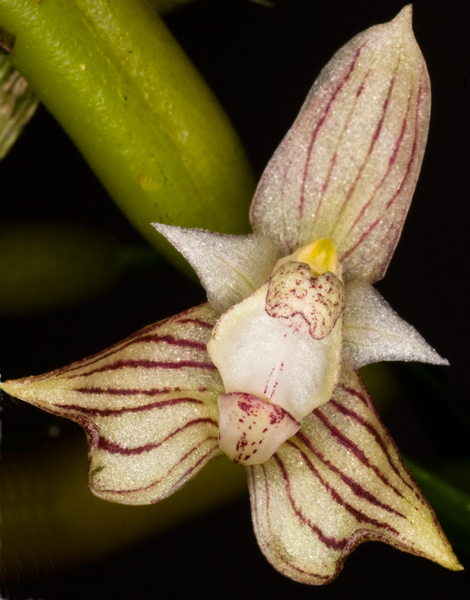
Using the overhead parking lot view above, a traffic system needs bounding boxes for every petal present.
[208,281,342,421]
[250,6,430,283]
[248,369,461,585]
[153,223,280,312]
[343,281,448,368]
[1,304,224,505]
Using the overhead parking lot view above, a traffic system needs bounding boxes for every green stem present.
[0,0,254,270]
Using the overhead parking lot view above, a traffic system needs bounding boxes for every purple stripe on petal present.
[274,454,349,550]
[167,445,221,498]
[177,318,214,329]
[298,44,365,221]
[329,399,417,496]
[296,430,405,517]
[339,217,380,264]
[136,334,207,351]
[56,396,205,416]
[248,465,333,582]
[61,306,215,376]
[74,385,178,396]
[339,79,424,272]
[64,331,210,376]
[337,74,398,221]
[312,409,406,502]
[94,439,219,498]
[67,358,216,380]
[287,440,400,533]
[97,417,218,455]
[386,84,423,211]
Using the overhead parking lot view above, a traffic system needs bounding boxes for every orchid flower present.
[0,6,462,584]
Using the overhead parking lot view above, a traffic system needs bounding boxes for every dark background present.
[1,0,469,598]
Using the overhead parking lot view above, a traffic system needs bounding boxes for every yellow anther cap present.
[297,239,340,278]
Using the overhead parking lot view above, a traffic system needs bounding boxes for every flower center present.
[208,238,344,466]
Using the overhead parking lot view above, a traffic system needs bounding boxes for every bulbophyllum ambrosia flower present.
[1,6,462,584]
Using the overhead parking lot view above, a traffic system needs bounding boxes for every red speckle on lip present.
[236,432,248,452]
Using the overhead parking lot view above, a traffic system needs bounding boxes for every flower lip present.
[218,391,300,465]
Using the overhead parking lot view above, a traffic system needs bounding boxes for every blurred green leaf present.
[406,458,470,554]
[0,425,246,576]
[0,221,123,315]
[407,363,470,435]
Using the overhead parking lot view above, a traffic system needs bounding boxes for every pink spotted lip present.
[218,392,300,465]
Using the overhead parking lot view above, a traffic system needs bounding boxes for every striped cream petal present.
[248,369,461,585]
[249,6,430,284]
[1,304,224,505]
